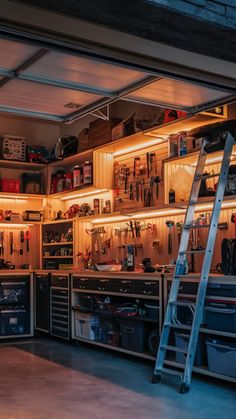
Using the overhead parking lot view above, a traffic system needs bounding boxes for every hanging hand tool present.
[25,230,30,252]
[20,230,24,255]
[129,183,134,200]
[176,221,183,244]
[231,213,236,238]
[166,220,174,254]
[124,167,130,193]
[133,157,140,177]
[150,152,156,175]
[0,232,4,256]
[9,232,13,254]
[154,176,161,199]
[146,152,151,178]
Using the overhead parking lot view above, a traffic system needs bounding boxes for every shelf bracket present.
[89,105,110,121]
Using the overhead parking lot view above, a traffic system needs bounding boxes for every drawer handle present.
[98,287,105,291]
[143,290,152,295]
[79,285,86,289]
[205,307,235,314]
[119,288,128,293]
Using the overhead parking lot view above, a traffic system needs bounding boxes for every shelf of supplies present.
[0,220,41,226]
[42,242,73,246]
[164,360,236,383]
[73,336,155,361]
[163,143,236,166]
[0,159,47,170]
[47,186,109,201]
[43,256,73,259]
[0,192,46,200]
[48,149,93,168]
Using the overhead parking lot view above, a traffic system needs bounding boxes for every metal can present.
[83,161,93,185]
[73,165,82,188]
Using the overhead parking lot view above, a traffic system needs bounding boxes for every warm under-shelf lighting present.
[0,223,33,228]
[60,189,109,201]
[91,215,131,224]
[130,208,186,219]
[113,137,167,157]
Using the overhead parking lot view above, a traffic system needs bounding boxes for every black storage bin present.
[205,300,236,333]
[134,280,159,296]
[93,279,112,292]
[0,307,30,335]
[206,283,236,298]
[119,318,146,352]
[79,294,95,312]
[206,338,236,378]
[144,303,159,320]
[174,332,206,366]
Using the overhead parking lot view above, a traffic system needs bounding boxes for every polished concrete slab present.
[0,338,235,419]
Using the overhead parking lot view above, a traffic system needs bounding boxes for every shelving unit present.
[163,275,236,383]
[71,273,162,359]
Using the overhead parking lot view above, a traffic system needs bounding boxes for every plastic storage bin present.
[206,338,236,378]
[205,300,236,333]
[119,318,145,352]
[174,332,206,366]
[74,311,98,340]
[144,303,159,320]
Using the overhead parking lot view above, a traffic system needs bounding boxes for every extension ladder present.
[153,130,235,393]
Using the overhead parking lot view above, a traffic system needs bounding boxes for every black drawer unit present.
[0,276,30,305]
[109,279,134,294]
[35,274,50,333]
[133,280,159,296]
[167,280,198,296]
[0,306,30,336]
[51,288,70,339]
[92,278,113,292]
[73,276,98,290]
[51,275,69,288]
[206,283,236,298]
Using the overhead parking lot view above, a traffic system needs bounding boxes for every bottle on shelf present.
[126,245,134,271]
[73,165,83,188]
[169,188,176,203]
[83,161,93,185]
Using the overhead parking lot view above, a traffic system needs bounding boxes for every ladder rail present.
[182,131,235,387]
[153,131,235,392]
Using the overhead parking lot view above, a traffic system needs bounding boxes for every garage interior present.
[0,1,236,418]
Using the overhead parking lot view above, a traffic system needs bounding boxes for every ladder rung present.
[195,173,220,181]
[161,345,188,354]
[189,200,197,205]
[169,301,196,307]
[185,224,210,229]
[165,323,192,331]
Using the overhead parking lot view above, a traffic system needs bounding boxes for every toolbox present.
[119,318,146,352]
[22,210,42,221]
[205,299,236,333]
[206,338,236,378]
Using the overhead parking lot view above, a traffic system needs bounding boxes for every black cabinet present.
[35,274,50,333]
[50,275,70,340]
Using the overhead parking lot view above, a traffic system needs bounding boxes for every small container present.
[65,173,73,190]
[83,161,93,185]
[50,174,58,194]
[178,131,187,156]
[73,165,82,188]
[93,198,100,215]
[169,188,175,203]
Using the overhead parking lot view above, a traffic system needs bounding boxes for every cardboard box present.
[89,118,121,147]
[112,116,134,141]
[77,128,90,152]
[1,135,26,161]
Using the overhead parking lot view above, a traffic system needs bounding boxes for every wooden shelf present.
[42,218,74,225]
[48,149,93,168]
[0,159,47,170]
[42,242,73,246]
[0,220,41,226]
[0,192,46,200]
[47,185,109,201]
[164,143,236,166]
[43,256,73,259]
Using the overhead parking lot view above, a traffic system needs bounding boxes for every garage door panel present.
[0,79,104,116]
[125,78,229,108]
[0,39,39,70]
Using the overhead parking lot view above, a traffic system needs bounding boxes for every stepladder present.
[153,130,235,393]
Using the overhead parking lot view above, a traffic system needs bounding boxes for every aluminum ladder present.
[153,131,235,393]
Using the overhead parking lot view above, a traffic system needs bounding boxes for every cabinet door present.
[35,275,50,332]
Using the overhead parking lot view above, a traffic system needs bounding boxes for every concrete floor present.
[0,338,235,419]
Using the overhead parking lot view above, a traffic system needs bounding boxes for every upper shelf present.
[0,192,46,200]
[164,143,236,166]
[0,159,47,170]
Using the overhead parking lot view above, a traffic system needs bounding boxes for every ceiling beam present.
[0,105,63,122]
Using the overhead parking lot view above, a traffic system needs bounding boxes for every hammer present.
[231,213,236,238]
[166,220,175,254]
